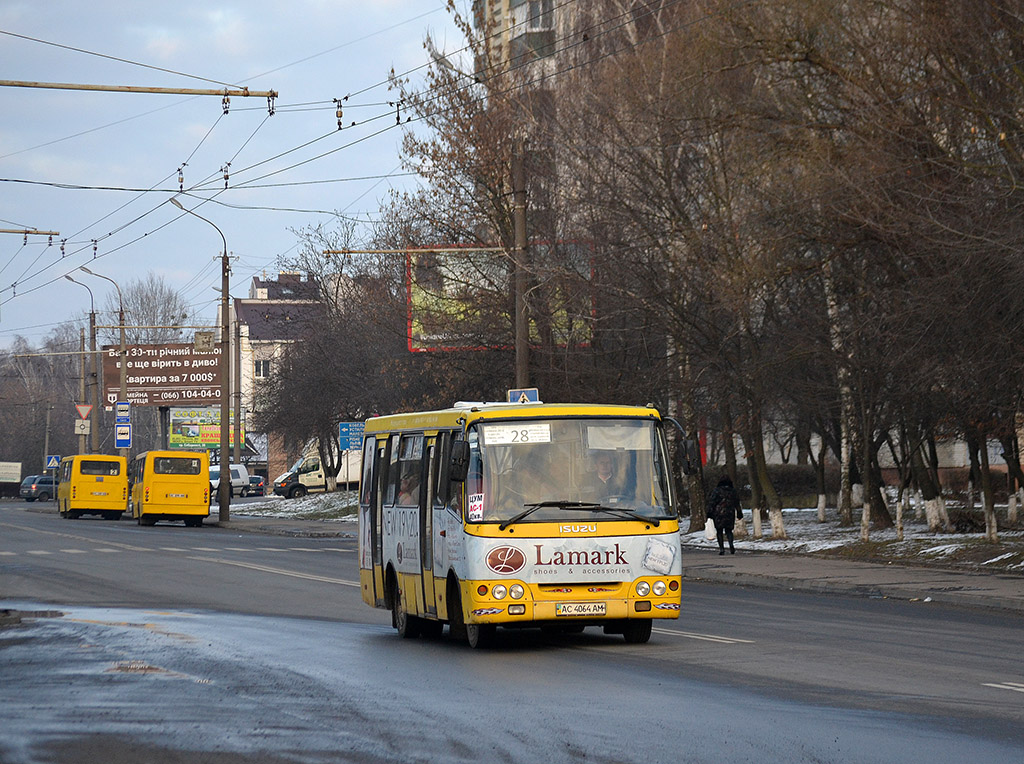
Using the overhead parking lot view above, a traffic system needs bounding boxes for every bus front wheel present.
[622,620,652,644]
[390,574,420,638]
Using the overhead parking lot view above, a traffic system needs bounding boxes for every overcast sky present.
[0,1,462,348]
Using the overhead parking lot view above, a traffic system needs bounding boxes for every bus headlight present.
[510,584,524,599]
[492,585,507,600]
[653,580,667,596]
[636,581,651,597]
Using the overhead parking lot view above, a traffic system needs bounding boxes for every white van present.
[272,442,360,499]
[209,463,250,497]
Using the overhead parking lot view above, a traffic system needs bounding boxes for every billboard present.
[406,243,593,352]
[168,406,245,450]
[102,343,223,407]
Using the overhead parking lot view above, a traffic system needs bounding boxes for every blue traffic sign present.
[115,423,132,449]
[338,421,365,451]
[507,387,540,403]
[45,455,60,469]
[115,401,131,424]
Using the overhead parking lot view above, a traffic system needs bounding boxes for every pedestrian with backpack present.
[706,475,743,555]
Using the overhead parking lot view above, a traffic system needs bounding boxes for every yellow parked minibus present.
[128,450,210,527]
[57,454,128,520]
[359,402,684,648]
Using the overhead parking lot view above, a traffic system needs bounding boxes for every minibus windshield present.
[466,417,674,524]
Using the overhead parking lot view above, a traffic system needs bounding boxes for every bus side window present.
[396,434,424,507]
[359,437,374,506]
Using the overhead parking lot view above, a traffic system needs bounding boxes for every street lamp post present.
[64,275,98,454]
[170,196,231,522]
[80,266,127,459]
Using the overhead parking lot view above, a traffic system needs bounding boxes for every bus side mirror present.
[665,417,700,476]
[681,438,701,476]
[449,440,470,483]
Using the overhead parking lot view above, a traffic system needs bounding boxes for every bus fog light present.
[653,581,667,596]
[636,581,651,597]
[508,604,526,615]
[510,584,524,599]
[493,585,507,600]
[635,601,652,612]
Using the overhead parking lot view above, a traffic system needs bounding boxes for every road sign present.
[74,420,91,436]
[75,403,93,419]
[194,331,215,352]
[45,455,60,469]
[507,387,540,404]
[115,423,132,449]
[339,421,365,451]
[115,401,130,424]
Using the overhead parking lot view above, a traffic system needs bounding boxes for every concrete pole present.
[512,138,529,388]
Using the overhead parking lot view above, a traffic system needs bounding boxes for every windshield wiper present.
[498,501,601,530]
[498,500,659,530]
[589,506,660,527]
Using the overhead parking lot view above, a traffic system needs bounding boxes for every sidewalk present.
[681,545,1024,613]
[211,513,1024,615]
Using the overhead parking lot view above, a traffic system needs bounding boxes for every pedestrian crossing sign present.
[507,388,540,404]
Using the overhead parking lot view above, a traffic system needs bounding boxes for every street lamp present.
[64,275,98,454]
[170,196,232,522]
[79,266,127,460]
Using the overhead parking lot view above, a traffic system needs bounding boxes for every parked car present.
[20,474,56,502]
[248,475,266,496]
[209,463,250,497]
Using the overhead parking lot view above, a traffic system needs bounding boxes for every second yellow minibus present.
[57,454,128,520]
[128,450,210,527]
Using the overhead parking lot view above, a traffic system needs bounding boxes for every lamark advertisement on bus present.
[465,534,680,584]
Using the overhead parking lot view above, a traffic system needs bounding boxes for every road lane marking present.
[652,627,754,644]
[159,547,187,552]
[61,549,87,554]
[983,681,1024,694]
[94,548,119,553]
[0,521,150,552]
[0,551,15,556]
[187,555,360,587]
[26,550,52,555]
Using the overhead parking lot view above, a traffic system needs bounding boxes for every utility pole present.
[233,317,241,463]
[171,197,231,522]
[512,138,529,388]
[78,329,87,455]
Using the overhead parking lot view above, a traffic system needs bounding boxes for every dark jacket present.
[706,480,742,530]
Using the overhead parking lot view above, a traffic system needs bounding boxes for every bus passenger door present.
[420,437,438,616]
[371,438,388,607]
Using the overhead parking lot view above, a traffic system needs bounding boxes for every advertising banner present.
[102,342,222,407]
[168,406,245,450]
[0,461,22,483]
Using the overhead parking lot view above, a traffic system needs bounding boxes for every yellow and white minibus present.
[128,450,210,527]
[359,402,683,647]
[57,454,128,520]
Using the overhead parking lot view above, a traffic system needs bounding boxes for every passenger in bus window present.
[398,472,419,505]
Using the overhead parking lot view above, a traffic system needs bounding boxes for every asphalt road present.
[2,505,1022,763]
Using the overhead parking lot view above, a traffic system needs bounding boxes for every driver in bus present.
[585,451,626,503]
